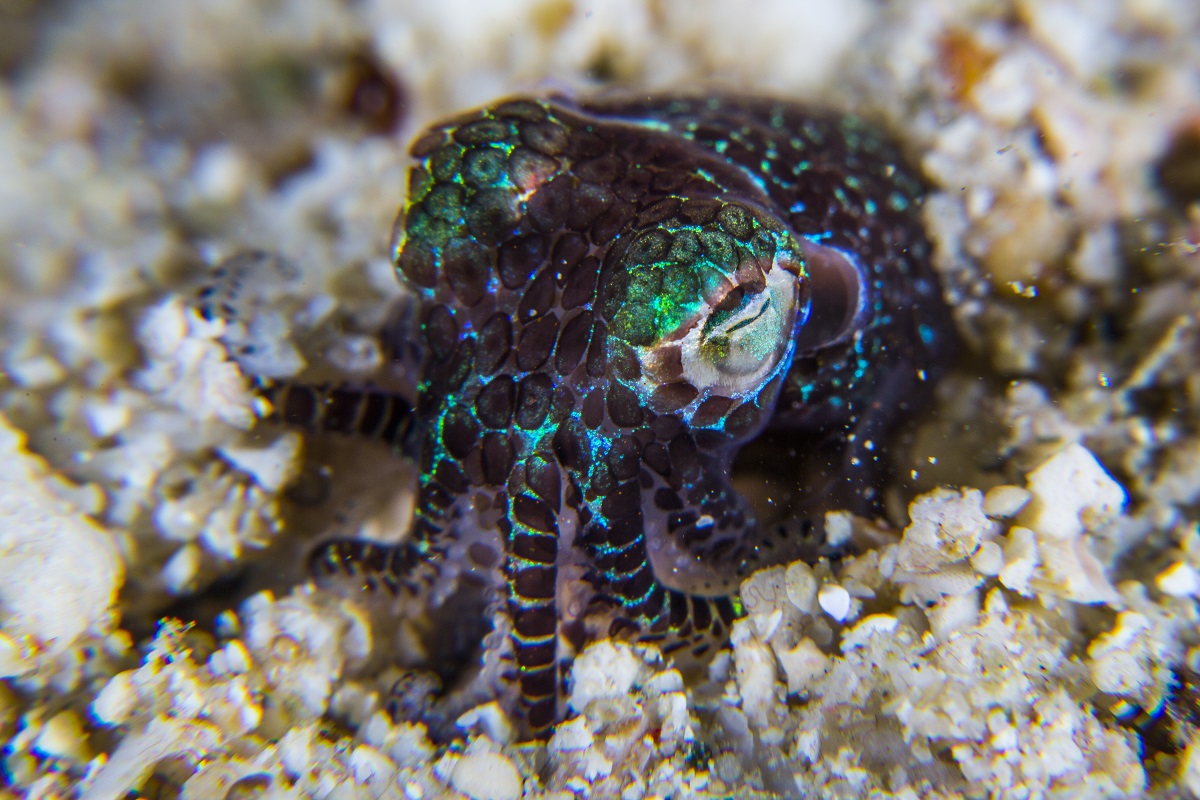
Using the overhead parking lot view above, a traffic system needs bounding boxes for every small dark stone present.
[606,515,641,548]
[508,147,559,191]
[608,340,642,383]
[642,442,671,476]
[462,145,508,188]
[723,401,764,439]
[581,389,605,430]
[667,435,700,479]
[340,51,407,135]
[495,100,547,122]
[591,201,634,246]
[654,487,683,510]
[551,233,589,279]
[586,318,608,377]
[395,239,436,287]
[515,638,556,666]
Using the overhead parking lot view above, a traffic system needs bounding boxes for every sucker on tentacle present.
[205,92,957,739]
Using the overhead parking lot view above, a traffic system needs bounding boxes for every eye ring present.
[604,201,812,409]
[676,257,803,397]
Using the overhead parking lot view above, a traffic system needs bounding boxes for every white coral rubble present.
[0,415,122,680]
[3,0,1200,796]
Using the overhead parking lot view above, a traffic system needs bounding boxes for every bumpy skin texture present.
[308,94,956,736]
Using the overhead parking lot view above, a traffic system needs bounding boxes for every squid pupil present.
[725,295,770,335]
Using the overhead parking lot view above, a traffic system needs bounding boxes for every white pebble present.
[349,744,396,786]
[817,583,851,622]
[217,432,301,493]
[5,352,66,387]
[448,752,522,800]
[643,668,683,697]
[824,510,854,548]
[84,400,132,438]
[840,614,899,651]
[1184,733,1200,796]
[927,591,980,643]
[568,640,641,712]
[904,563,981,598]
[622,778,647,800]
[1069,225,1121,286]
[91,671,138,726]
[1156,562,1200,598]
[191,142,249,204]
[0,416,124,653]
[785,561,819,614]
[970,540,1005,576]
[897,487,991,572]
[208,640,251,676]
[1088,612,1152,695]
[751,608,784,640]
[740,566,786,616]
[999,526,1039,596]
[983,485,1031,518]
[33,710,92,763]
[162,543,202,595]
[278,726,315,781]
[549,716,593,752]
[0,631,31,677]
[1020,443,1126,540]
[455,702,514,745]
[776,638,829,695]
[730,619,778,729]
[326,335,383,374]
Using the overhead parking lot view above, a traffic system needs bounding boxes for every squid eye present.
[679,263,801,395]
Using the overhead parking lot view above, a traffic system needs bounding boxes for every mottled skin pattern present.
[279,94,957,738]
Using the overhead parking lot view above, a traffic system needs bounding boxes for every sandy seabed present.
[2,1,1200,798]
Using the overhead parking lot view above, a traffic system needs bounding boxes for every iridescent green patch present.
[607,211,795,350]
